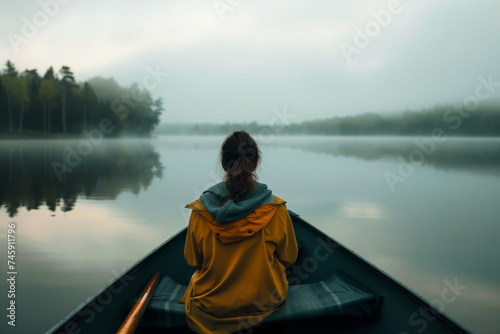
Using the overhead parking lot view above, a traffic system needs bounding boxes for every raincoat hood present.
[186,182,286,243]
[200,182,274,223]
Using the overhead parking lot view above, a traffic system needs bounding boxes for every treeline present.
[285,105,500,136]
[156,103,500,136]
[0,60,163,137]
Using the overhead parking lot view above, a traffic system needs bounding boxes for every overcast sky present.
[1,0,499,124]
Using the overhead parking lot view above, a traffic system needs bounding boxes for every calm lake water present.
[1,135,499,334]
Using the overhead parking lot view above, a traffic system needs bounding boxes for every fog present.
[1,0,500,124]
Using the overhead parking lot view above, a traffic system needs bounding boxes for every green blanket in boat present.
[128,271,381,328]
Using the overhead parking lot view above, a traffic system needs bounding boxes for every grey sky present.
[1,0,499,124]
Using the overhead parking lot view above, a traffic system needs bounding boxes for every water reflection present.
[340,201,383,219]
[153,136,500,175]
[268,136,500,175]
[0,139,164,217]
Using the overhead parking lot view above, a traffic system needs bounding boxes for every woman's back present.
[179,131,298,334]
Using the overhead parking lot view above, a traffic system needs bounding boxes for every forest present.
[0,60,163,137]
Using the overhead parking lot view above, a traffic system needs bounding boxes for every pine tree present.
[5,60,18,77]
[22,69,41,132]
[43,67,56,81]
[1,61,19,133]
[59,66,77,133]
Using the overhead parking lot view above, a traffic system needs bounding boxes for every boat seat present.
[128,271,382,328]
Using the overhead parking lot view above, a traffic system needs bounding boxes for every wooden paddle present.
[116,272,160,334]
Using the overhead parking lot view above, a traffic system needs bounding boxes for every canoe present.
[47,211,471,334]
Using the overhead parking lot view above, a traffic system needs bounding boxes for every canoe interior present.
[47,212,471,334]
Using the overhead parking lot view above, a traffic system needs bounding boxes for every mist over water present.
[0,135,499,334]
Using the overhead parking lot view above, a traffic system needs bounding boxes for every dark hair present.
[220,131,261,204]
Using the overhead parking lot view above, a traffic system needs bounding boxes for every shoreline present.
[1,133,500,140]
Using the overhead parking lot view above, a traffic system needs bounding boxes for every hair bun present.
[220,131,261,204]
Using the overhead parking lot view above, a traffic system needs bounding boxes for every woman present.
[179,131,298,334]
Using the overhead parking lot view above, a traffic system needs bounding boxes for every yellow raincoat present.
[179,191,298,334]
